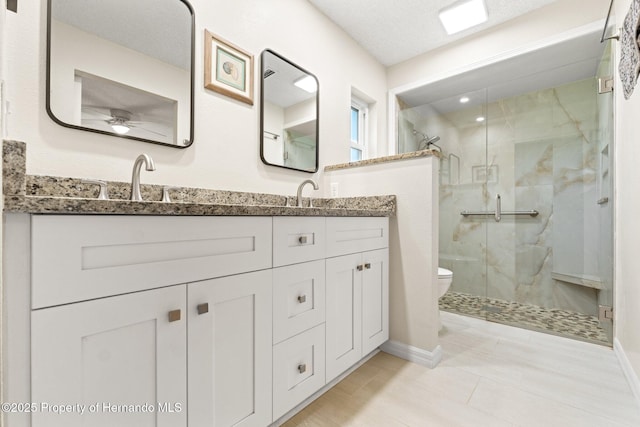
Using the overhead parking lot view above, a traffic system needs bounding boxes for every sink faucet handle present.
[82,179,109,200]
[162,186,179,203]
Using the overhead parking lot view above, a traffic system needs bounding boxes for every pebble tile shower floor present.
[439,291,610,345]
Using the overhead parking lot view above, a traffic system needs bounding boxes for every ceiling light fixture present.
[476,116,485,122]
[294,75,318,93]
[439,0,488,35]
[110,118,130,135]
[460,96,470,103]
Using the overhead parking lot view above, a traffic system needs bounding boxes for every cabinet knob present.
[168,309,181,322]
[297,294,307,304]
[197,303,209,315]
[298,235,308,244]
[356,264,364,271]
[364,263,371,269]
[297,363,307,374]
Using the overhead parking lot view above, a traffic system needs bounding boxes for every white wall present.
[614,0,640,396]
[3,0,387,195]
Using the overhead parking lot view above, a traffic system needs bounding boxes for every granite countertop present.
[324,149,441,171]
[2,140,396,217]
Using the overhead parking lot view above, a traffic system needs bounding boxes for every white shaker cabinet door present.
[188,270,272,427]
[325,253,363,382]
[31,285,188,427]
[362,248,389,355]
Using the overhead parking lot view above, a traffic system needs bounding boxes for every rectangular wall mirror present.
[46,0,195,148]
[260,49,319,173]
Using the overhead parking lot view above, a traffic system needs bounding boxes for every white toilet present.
[437,267,453,331]
[437,267,453,298]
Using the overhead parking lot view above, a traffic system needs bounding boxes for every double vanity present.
[2,141,394,427]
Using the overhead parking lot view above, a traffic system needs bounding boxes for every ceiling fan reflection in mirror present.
[81,107,168,137]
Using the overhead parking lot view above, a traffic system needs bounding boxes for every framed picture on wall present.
[204,30,254,105]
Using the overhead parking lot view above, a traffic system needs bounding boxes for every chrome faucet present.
[296,179,319,207]
[130,154,156,201]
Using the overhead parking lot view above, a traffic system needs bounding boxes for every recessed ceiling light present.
[460,96,470,103]
[476,116,485,122]
[439,0,488,35]
[294,75,318,93]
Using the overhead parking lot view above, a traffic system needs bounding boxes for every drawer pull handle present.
[356,264,364,271]
[298,235,308,244]
[168,309,181,322]
[297,294,307,303]
[297,363,307,374]
[197,303,209,315]
[364,263,371,269]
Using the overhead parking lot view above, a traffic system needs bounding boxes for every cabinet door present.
[325,253,362,382]
[362,248,389,355]
[188,270,272,427]
[31,286,187,427]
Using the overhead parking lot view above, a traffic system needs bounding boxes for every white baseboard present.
[614,338,640,408]
[380,340,442,368]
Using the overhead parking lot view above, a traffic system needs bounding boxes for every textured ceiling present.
[52,0,192,70]
[307,0,558,66]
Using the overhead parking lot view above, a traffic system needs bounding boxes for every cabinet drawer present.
[273,324,326,420]
[273,217,325,267]
[326,217,389,257]
[273,260,325,344]
[31,215,272,309]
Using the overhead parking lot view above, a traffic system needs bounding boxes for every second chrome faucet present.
[130,154,156,201]
[296,179,319,207]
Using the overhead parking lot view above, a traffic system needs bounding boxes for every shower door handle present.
[495,194,502,222]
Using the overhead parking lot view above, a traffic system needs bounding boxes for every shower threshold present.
[439,291,610,346]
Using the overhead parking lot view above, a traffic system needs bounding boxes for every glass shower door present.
[595,40,614,343]
[433,88,491,320]
[483,71,612,345]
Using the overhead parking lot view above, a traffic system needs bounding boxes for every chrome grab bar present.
[460,210,539,218]
[461,194,539,219]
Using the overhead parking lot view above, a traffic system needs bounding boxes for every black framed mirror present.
[46,0,195,148]
[260,49,319,172]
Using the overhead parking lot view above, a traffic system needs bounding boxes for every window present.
[350,97,368,161]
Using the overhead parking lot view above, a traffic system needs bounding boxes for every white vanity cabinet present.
[27,215,273,427]
[5,213,389,427]
[325,218,389,382]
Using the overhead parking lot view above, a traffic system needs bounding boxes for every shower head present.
[413,130,441,151]
[426,135,440,145]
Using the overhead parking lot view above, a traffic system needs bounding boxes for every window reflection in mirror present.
[260,49,319,173]
[46,0,194,148]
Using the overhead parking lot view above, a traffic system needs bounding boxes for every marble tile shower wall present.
[439,78,602,316]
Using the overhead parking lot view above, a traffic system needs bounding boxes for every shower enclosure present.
[397,33,614,345]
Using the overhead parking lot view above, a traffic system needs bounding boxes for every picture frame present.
[472,165,499,183]
[204,30,254,105]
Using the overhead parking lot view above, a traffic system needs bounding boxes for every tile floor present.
[282,312,640,426]
[439,291,610,345]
